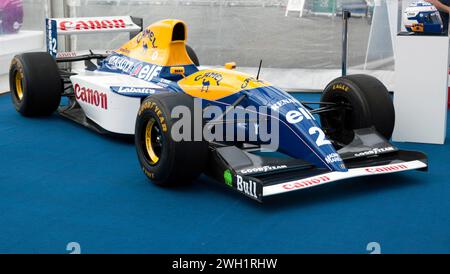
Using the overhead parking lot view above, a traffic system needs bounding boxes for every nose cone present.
[256,86,347,172]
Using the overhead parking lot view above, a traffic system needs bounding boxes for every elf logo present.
[286,107,314,124]
[236,175,257,199]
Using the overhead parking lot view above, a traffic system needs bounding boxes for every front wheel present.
[319,74,395,146]
[135,93,208,186]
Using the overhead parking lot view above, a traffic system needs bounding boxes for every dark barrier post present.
[342,10,351,76]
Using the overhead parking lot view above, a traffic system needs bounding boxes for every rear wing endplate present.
[45,16,143,58]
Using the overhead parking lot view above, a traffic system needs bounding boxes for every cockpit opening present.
[172,22,185,42]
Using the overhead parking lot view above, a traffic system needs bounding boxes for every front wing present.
[263,157,426,197]
[205,130,428,202]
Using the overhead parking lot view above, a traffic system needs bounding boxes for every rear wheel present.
[320,74,395,146]
[135,93,208,186]
[186,44,200,66]
[9,52,62,116]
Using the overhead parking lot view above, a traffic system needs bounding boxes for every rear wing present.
[45,16,143,58]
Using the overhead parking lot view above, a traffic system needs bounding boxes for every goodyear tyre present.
[135,93,208,186]
[9,52,62,116]
[186,44,200,66]
[320,74,395,145]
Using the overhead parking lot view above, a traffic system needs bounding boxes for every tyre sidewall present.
[9,57,26,113]
[135,93,208,186]
[321,78,372,130]
[320,75,395,144]
[135,98,174,184]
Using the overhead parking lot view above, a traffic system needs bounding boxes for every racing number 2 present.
[309,127,331,146]
[286,108,332,147]
[48,38,57,56]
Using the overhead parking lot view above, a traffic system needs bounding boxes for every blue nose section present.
[249,86,347,172]
[277,103,347,172]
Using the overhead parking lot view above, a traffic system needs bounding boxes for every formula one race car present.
[9,16,428,202]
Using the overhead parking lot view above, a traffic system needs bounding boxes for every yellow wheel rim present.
[145,118,161,165]
[15,71,24,100]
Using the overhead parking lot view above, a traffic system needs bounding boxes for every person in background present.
[426,0,450,34]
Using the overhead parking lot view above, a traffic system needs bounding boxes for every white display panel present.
[393,35,448,144]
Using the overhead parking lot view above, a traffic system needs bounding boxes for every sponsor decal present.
[236,175,257,199]
[285,107,314,124]
[223,169,233,187]
[136,29,157,50]
[74,84,107,110]
[117,47,130,54]
[241,77,264,89]
[194,72,222,92]
[365,164,408,173]
[264,160,426,196]
[59,18,126,31]
[332,83,350,92]
[239,165,288,175]
[282,175,331,190]
[46,19,57,57]
[201,79,210,92]
[324,153,342,164]
[159,78,172,84]
[105,55,135,73]
[143,167,155,179]
[110,86,157,96]
[138,101,168,132]
[56,51,78,58]
[131,63,162,81]
[270,98,297,111]
[156,82,169,89]
[354,146,395,157]
[104,55,162,81]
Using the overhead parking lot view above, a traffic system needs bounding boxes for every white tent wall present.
[69,0,395,91]
[2,0,397,92]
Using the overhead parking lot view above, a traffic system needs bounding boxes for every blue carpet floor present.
[0,92,449,254]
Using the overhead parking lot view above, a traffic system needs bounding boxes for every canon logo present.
[282,175,331,190]
[365,164,408,173]
[74,84,108,110]
[59,19,126,31]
